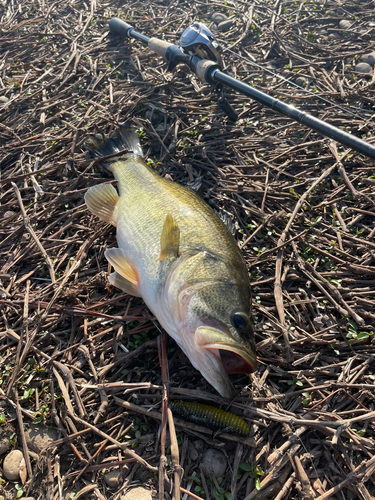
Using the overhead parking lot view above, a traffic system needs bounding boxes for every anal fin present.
[160,214,180,261]
[105,248,139,285]
[108,272,141,297]
[85,183,119,225]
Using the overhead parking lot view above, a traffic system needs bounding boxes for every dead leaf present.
[19,456,27,485]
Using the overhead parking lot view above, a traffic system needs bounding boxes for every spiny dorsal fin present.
[160,214,180,261]
[105,248,138,285]
[84,183,119,226]
[108,272,141,297]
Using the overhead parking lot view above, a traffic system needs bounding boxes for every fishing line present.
[224,47,375,125]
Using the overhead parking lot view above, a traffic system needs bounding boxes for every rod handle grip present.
[109,18,134,37]
[148,38,174,59]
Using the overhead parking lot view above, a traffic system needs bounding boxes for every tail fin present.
[84,122,143,160]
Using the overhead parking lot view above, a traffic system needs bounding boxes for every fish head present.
[164,251,257,398]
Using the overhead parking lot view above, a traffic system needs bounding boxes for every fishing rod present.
[109,18,375,161]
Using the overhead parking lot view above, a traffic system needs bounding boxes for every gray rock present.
[24,424,58,453]
[328,33,338,41]
[355,62,373,74]
[121,487,153,500]
[339,20,352,29]
[202,448,227,477]
[3,449,24,481]
[0,96,8,104]
[360,51,375,66]
[217,19,233,32]
[188,442,199,461]
[211,12,228,25]
[295,77,306,87]
[193,439,205,454]
[104,469,123,488]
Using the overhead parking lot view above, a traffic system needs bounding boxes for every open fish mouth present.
[219,349,255,374]
[195,326,257,375]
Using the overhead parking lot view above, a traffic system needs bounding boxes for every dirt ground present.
[1,0,375,498]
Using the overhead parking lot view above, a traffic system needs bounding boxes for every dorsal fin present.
[160,214,180,261]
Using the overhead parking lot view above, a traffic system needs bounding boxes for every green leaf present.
[357,331,371,340]
[213,489,224,500]
[255,477,261,490]
[348,320,358,332]
[0,413,6,424]
[239,463,252,471]
[187,476,201,483]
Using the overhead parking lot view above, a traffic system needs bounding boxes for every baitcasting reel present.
[179,23,237,120]
[179,23,223,69]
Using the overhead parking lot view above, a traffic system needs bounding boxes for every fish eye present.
[231,312,249,332]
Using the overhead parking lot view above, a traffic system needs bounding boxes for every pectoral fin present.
[108,272,141,297]
[160,214,179,261]
[84,183,119,225]
[105,248,139,285]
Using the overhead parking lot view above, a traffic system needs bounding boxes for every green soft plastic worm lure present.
[170,400,249,436]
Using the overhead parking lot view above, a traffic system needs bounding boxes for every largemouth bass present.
[84,124,256,398]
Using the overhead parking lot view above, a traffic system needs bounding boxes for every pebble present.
[217,19,233,32]
[211,12,227,25]
[355,62,373,74]
[188,442,199,461]
[0,96,8,104]
[202,448,227,477]
[295,77,306,87]
[0,495,4,500]
[3,449,24,481]
[360,51,375,66]
[24,424,58,453]
[193,439,205,454]
[104,469,123,488]
[121,487,153,500]
[339,20,352,29]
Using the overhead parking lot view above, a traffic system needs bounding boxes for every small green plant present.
[125,417,149,448]
[33,403,50,424]
[302,392,312,406]
[346,321,373,344]
[288,377,303,387]
[15,483,23,498]
[10,432,16,446]
[237,463,264,490]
